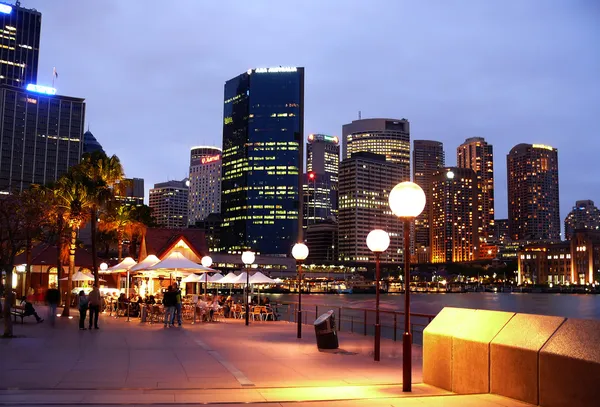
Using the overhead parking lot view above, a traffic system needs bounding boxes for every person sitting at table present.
[263,296,270,306]
[209,297,220,320]
[251,295,258,306]
[145,295,156,305]
[19,296,44,323]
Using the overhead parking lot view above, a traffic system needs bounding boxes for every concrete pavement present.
[0,305,533,406]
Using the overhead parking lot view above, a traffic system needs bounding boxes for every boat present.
[332,282,353,294]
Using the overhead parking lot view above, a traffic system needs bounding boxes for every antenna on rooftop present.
[358,111,362,120]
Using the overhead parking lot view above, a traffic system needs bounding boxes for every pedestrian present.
[87,284,102,330]
[171,283,182,327]
[20,296,44,323]
[78,290,88,330]
[45,283,60,327]
[162,285,176,327]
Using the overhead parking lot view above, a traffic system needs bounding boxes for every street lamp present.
[241,251,255,326]
[366,229,390,362]
[388,181,426,392]
[201,255,213,299]
[292,243,309,338]
[99,263,108,272]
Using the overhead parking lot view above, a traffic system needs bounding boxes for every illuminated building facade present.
[507,143,560,241]
[338,152,408,264]
[0,2,41,87]
[412,140,445,250]
[457,137,494,241]
[494,218,510,243]
[430,167,479,263]
[305,220,338,264]
[304,133,339,226]
[115,178,144,207]
[188,146,221,225]
[0,84,85,192]
[564,200,600,240]
[221,67,304,255]
[149,179,189,229]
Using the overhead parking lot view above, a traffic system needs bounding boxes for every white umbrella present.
[218,272,239,284]
[231,272,249,285]
[181,273,202,283]
[60,271,95,282]
[210,273,223,282]
[105,257,137,273]
[129,255,160,273]
[146,252,214,273]
[249,271,276,285]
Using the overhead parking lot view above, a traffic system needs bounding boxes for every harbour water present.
[269,292,600,320]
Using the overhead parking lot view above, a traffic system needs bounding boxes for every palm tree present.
[54,171,93,317]
[78,152,124,284]
[99,202,145,261]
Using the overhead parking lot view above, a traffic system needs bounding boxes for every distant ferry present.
[332,282,353,294]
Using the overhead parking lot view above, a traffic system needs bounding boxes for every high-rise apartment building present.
[457,137,494,241]
[338,152,408,264]
[304,133,339,226]
[342,118,410,179]
[115,178,144,207]
[564,200,600,240]
[0,84,85,192]
[507,143,560,241]
[412,140,445,250]
[149,179,189,229]
[188,146,221,225]
[494,219,510,243]
[221,66,303,255]
[0,3,41,87]
[430,167,479,263]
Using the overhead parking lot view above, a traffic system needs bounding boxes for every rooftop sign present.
[0,4,12,14]
[532,144,554,151]
[254,67,297,74]
[26,84,57,95]
[308,134,339,145]
[201,154,221,164]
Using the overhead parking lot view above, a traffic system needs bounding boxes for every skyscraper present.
[412,140,445,250]
[221,66,304,255]
[457,137,494,241]
[338,152,407,264]
[430,167,479,263]
[304,133,339,226]
[507,143,560,241]
[0,84,85,192]
[115,178,144,207]
[188,146,221,225]
[0,2,41,87]
[82,129,105,155]
[149,179,188,229]
[342,118,410,180]
[564,200,600,240]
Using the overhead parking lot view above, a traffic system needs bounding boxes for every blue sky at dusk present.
[26,0,600,224]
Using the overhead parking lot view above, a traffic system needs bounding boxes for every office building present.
[342,118,410,179]
[412,140,445,249]
[305,220,338,264]
[149,179,188,229]
[82,129,105,155]
[304,133,339,226]
[507,143,560,241]
[0,84,85,192]
[564,200,600,240]
[430,167,479,263]
[457,137,494,241]
[220,66,304,255]
[0,2,41,87]
[338,152,408,264]
[494,219,510,243]
[115,177,144,207]
[188,146,221,225]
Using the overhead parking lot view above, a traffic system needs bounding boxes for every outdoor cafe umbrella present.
[249,271,277,304]
[60,271,95,282]
[129,255,161,296]
[102,256,137,296]
[210,273,223,282]
[218,272,240,296]
[145,252,215,286]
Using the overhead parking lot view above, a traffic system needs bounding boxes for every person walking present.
[163,286,176,328]
[78,290,88,330]
[87,284,102,330]
[45,284,60,327]
[171,284,183,327]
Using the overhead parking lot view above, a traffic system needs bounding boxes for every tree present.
[99,202,145,261]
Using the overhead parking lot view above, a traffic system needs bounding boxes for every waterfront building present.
[494,219,510,243]
[149,179,188,229]
[188,146,221,225]
[564,200,600,240]
[82,129,105,155]
[220,66,304,255]
[0,2,41,87]
[0,84,85,192]
[430,167,479,263]
[303,133,339,227]
[305,220,338,264]
[517,230,600,285]
[507,143,560,242]
[192,212,221,253]
[115,177,144,207]
[412,140,445,251]
[457,137,494,241]
[338,152,408,265]
[342,118,410,174]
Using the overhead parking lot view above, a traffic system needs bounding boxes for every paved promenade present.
[0,305,532,406]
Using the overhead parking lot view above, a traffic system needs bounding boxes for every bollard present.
[127,302,131,322]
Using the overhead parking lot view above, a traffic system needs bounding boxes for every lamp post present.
[241,251,255,326]
[366,229,390,362]
[389,181,426,392]
[99,263,108,273]
[292,243,309,338]
[201,255,213,299]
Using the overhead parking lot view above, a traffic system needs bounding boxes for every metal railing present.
[274,301,435,344]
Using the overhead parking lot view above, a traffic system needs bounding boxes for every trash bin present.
[314,310,338,349]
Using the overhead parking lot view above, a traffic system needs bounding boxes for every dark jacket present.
[162,291,176,307]
[45,288,60,304]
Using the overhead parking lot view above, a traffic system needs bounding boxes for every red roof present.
[13,243,98,268]
[139,228,208,260]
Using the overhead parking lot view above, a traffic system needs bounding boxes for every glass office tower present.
[221,67,304,255]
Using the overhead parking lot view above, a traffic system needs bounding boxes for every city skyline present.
[23,0,599,224]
